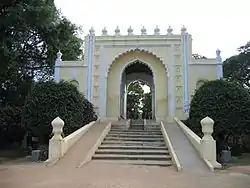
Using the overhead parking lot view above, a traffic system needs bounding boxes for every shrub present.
[0,106,25,149]
[187,80,250,155]
[22,81,97,144]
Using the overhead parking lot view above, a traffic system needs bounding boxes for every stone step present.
[104,137,164,142]
[110,130,162,133]
[98,145,167,150]
[101,140,166,146]
[92,160,172,167]
[92,154,171,161]
[107,133,163,138]
[95,149,169,155]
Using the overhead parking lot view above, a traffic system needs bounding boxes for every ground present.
[0,123,250,188]
[0,160,250,188]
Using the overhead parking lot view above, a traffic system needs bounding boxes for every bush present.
[0,106,25,149]
[187,80,250,154]
[22,81,97,144]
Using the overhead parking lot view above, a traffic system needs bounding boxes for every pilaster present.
[54,51,62,83]
[181,27,189,114]
[216,49,223,79]
[86,31,95,102]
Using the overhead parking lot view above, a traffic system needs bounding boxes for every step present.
[95,149,169,155]
[92,154,171,161]
[107,134,163,138]
[104,137,164,142]
[98,145,167,150]
[110,130,162,133]
[101,141,166,146]
[92,160,172,167]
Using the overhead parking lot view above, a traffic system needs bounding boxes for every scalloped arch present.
[107,48,168,76]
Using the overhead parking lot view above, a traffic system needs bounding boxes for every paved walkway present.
[0,122,249,188]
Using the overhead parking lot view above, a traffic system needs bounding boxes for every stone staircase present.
[92,120,172,167]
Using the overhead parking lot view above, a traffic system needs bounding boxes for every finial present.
[89,27,95,35]
[102,27,108,36]
[115,26,120,36]
[154,25,160,35]
[216,49,221,57]
[127,26,133,35]
[56,50,62,60]
[167,26,173,35]
[181,25,187,34]
[141,26,147,35]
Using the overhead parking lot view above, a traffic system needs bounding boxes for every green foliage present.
[192,53,207,59]
[187,80,250,153]
[127,81,144,119]
[22,81,97,144]
[0,106,25,149]
[223,42,250,87]
[0,0,83,107]
[142,92,152,119]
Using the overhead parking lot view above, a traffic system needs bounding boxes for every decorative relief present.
[94,64,100,71]
[176,96,183,105]
[94,46,100,55]
[175,66,181,73]
[94,54,100,62]
[93,75,100,86]
[174,44,181,55]
[175,75,182,85]
[175,86,182,92]
[93,85,99,93]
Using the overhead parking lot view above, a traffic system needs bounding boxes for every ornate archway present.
[106,49,168,121]
[121,61,154,119]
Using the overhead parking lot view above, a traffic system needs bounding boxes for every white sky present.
[55,0,250,60]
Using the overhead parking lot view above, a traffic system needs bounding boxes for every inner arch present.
[120,60,155,119]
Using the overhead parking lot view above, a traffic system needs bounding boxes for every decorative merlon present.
[154,25,160,35]
[167,26,173,35]
[127,26,134,35]
[102,27,108,36]
[141,26,147,35]
[115,26,120,36]
[87,26,189,36]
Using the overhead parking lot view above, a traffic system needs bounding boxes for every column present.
[181,26,189,114]
[124,86,127,119]
[152,86,155,119]
[167,44,175,119]
[54,51,62,83]
[99,45,106,119]
[216,49,223,79]
[86,27,95,102]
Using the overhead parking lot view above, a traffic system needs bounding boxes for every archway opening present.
[120,60,155,120]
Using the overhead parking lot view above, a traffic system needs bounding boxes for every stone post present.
[200,116,221,168]
[48,117,65,162]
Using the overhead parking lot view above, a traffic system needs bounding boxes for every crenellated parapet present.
[87,25,189,36]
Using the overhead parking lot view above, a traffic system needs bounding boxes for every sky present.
[54,0,250,60]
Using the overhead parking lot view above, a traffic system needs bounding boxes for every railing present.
[45,117,96,165]
[174,117,222,171]
[160,122,182,171]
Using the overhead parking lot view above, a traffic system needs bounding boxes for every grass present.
[222,153,250,169]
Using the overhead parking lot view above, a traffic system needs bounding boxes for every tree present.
[141,92,152,119]
[187,80,250,155]
[22,81,97,145]
[223,42,250,88]
[192,53,207,59]
[0,0,83,107]
[127,81,144,119]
